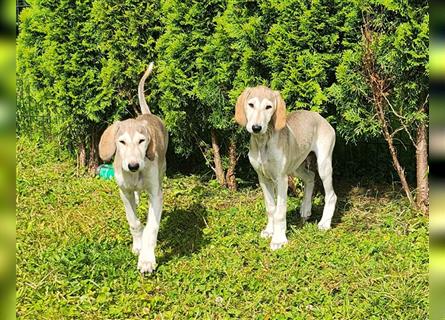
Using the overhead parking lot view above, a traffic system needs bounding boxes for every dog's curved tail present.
[138,62,154,114]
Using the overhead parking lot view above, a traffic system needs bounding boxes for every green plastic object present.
[97,164,115,180]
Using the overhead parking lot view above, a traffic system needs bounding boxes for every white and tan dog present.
[99,63,168,273]
[235,86,337,250]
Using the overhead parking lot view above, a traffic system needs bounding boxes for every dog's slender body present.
[99,63,168,273]
[235,86,336,250]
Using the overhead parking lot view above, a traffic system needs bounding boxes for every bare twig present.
[383,94,416,147]
[193,134,216,173]
[390,127,405,138]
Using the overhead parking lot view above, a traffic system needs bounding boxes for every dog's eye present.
[139,139,145,144]
[265,105,272,110]
[248,103,254,108]
[119,140,126,145]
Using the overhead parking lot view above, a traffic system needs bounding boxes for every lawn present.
[16,139,428,319]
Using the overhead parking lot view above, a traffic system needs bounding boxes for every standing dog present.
[235,86,337,250]
[99,63,168,273]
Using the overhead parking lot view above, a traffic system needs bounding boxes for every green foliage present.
[16,139,428,318]
[156,0,227,156]
[16,0,429,179]
[263,0,361,112]
[329,0,429,143]
[329,49,383,141]
[199,0,269,127]
[17,0,161,150]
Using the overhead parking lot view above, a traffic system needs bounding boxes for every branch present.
[393,137,408,151]
[193,134,216,173]
[383,94,416,148]
[420,93,429,114]
[390,127,405,138]
[383,94,406,120]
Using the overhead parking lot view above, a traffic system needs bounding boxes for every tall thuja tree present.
[86,0,160,119]
[85,0,161,166]
[17,0,51,136]
[17,0,161,169]
[156,0,228,183]
[17,0,98,167]
[262,0,360,113]
[329,0,429,211]
[55,0,102,169]
[17,0,74,139]
[259,0,361,192]
[196,0,270,188]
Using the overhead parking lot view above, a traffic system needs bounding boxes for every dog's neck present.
[250,124,275,148]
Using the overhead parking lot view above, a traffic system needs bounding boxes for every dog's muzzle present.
[252,124,262,133]
[128,163,140,172]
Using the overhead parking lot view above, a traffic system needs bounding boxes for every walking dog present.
[235,86,337,250]
[99,63,168,273]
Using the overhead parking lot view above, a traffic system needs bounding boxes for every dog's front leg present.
[138,187,163,274]
[119,189,144,255]
[270,175,288,250]
[258,174,275,238]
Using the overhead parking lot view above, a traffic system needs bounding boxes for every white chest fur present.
[114,161,159,192]
[248,135,283,180]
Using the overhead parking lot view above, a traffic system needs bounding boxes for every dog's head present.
[235,86,286,134]
[99,119,156,172]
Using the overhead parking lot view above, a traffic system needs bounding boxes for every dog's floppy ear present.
[146,132,156,161]
[235,87,251,126]
[274,91,287,131]
[99,122,120,162]
[140,120,157,161]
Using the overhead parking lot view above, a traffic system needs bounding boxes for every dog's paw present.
[260,229,273,238]
[131,235,142,255]
[300,209,312,221]
[317,220,331,231]
[132,242,141,255]
[137,254,157,274]
[270,235,288,250]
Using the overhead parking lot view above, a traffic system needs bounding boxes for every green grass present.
[16,139,428,319]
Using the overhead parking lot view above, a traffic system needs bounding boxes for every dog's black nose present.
[252,124,262,133]
[128,163,140,172]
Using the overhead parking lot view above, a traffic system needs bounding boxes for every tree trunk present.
[362,19,415,207]
[381,126,415,205]
[77,141,86,175]
[226,136,237,190]
[416,120,428,213]
[88,129,99,174]
[211,129,226,186]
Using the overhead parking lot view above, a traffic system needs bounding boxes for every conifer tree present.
[329,0,429,210]
[17,0,161,169]
[197,0,270,188]
[263,0,360,113]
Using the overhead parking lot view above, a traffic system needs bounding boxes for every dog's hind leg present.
[294,165,315,222]
[315,134,337,230]
[119,189,144,254]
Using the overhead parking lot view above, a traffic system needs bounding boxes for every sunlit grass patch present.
[16,139,428,319]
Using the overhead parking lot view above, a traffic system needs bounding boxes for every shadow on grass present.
[157,203,210,265]
[54,203,210,281]
[286,179,354,231]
